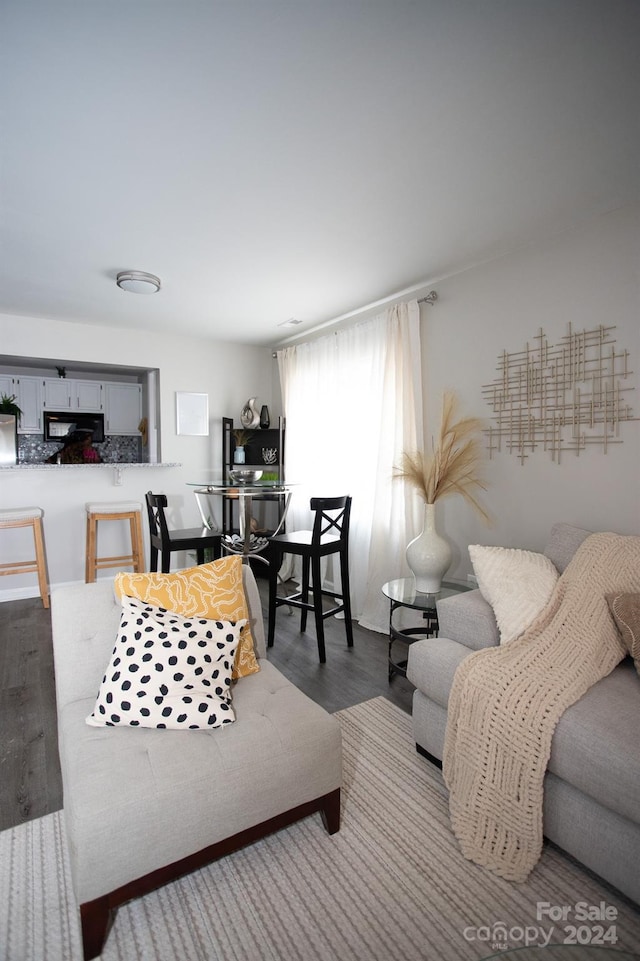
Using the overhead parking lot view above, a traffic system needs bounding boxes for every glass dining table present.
[187,480,294,564]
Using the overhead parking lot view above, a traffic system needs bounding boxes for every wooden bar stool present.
[85,502,145,583]
[0,506,50,608]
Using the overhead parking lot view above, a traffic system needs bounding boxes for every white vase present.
[406,502,452,593]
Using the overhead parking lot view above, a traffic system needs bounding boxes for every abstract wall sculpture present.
[483,324,637,464]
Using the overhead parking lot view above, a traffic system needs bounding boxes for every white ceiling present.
[1,1,638,347]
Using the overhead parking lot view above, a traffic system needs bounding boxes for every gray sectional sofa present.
[52,565,342,960]
[407,523,640,905]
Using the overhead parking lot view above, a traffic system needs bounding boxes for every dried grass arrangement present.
[395,390,490,521]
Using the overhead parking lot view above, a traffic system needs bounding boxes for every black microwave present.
[44,411,105,443]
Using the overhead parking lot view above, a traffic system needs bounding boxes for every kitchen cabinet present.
[14,375,43,433]
[43,377,104,411]
[0,374,14,398]
[104,382,142,435]
[43,378,72,409]
[74,380,103,411]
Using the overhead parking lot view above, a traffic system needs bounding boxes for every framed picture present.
[176,392,209,436]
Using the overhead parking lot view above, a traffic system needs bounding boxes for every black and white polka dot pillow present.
[86,596,247,730]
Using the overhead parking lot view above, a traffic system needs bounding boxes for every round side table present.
[381,578,470,681]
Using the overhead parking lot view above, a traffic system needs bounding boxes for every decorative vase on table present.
[233,446,246,465]
[406,502,452,593]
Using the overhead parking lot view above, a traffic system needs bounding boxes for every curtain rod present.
[272,289,438,356]
[418,290,438,305]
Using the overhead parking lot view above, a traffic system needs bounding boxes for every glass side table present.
[381,578,471,681]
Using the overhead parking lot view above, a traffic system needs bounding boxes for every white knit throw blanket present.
[442,531,640,882]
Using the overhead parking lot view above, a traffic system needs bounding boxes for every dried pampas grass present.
[395,391,490,522]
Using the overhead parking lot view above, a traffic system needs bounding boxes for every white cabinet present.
[43,377,104,411]
[74,380,103,411]
[14,375,43,433]
[0,374,14,399]
[43,378,72,409]
[104,382,142,435]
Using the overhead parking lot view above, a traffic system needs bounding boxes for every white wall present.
[0,314,279,597]
[422,204,640,580]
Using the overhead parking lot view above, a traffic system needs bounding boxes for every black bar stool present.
[267,495,353,663]
[145,492,222,572]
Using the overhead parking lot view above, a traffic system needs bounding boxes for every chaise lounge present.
[51,562,342,960]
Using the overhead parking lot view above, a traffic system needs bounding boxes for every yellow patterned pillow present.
[114,555,259,679]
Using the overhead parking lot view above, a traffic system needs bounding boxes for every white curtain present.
[277,300,423,633]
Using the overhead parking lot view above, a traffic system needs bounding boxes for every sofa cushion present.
[543,522,591,573]
[87,597,245,730]
[407,637,472,708]
[468,544,558,643]
[115,555,259,679]
[607,592,640,676]
[548,659,640,825]
[436,589,499,650]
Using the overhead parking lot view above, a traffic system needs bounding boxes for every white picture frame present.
[176,391,209,436]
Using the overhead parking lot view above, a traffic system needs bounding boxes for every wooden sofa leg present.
[320,787,341,835]
[80,896,113,961]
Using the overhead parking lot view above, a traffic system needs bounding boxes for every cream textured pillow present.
[469,544,559,644]
[115,555,259,679]
[87,597,245,730]
[607,592,640,676]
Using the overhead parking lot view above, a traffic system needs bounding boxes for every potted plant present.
[0,393,23,420]
[394,390,490,591]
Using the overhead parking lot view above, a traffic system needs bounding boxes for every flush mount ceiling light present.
[278,317,303,328]
[116,270,161,294]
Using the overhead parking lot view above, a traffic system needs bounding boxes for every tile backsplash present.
[18,434,143,464]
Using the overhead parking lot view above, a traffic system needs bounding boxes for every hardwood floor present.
[0,582,414,832]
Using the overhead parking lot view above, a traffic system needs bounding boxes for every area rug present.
[2,697,640,961]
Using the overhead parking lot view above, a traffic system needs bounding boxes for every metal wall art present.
[482,324,637,464]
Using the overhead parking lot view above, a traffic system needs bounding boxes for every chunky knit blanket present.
[442,531,640,882]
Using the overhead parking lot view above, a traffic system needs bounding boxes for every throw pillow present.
[468,544,559,644]
[115,555,259,679]
[87,597,245,730]
[607,592,640,676]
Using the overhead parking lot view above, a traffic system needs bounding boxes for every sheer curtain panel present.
[277,300,423,633]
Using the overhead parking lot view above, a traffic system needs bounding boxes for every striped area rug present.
[2,696,640,961]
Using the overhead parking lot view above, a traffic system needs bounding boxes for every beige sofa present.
[52,566,342,960]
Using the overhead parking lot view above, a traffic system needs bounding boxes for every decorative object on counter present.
[0,393,23,419]
[261,447,277,465]
[138,417,148,446]
[259,405,270,429]
[46,429,103,465]
[240,397,261,428]
[56,366,67,378]
[394,390,489,592]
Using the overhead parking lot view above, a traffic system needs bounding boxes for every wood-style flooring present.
[0,581,414,832]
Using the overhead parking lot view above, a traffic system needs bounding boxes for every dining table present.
[187,480,294,564]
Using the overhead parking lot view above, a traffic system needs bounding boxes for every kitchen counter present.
[0,462,181,470]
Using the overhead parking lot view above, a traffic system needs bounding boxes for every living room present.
[1,2,639,959]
